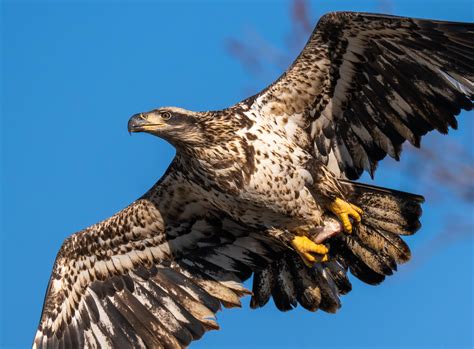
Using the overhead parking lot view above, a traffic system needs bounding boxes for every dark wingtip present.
[412,220,423,233]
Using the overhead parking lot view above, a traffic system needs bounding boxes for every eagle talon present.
[328,198,363,233]
[291,235,329,267]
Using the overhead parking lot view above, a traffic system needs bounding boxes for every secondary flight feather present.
[34,12,473,348]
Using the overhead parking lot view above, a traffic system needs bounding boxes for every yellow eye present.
[161,112,172,120]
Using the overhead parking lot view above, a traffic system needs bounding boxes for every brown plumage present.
[34,12,472,348]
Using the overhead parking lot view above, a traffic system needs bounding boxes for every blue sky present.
[1,0,473,348]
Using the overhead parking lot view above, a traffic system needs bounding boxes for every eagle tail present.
[343,180,425,241]
[250,181,424,312]
[335,180,424,281]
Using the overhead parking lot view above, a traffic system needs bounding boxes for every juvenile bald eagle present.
[34,12,473,348]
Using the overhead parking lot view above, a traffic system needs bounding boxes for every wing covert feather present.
[33,162,282,348]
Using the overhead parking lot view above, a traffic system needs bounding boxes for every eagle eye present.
[161,112,172,120]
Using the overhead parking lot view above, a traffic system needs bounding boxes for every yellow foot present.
[291,235,329,267]
[328,198,363,233]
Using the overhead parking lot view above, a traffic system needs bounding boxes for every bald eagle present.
[34,12,473,348]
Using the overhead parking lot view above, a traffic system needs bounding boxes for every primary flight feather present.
[34,12,473,348]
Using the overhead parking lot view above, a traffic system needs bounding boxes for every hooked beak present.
[128,112,165,134]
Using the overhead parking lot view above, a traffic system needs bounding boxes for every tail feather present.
[250,180,424,313]
[344,180,424,236]
[357,224,411,264]
[343,180,423,265]
[331,180,424,284]
[342,235,396,276]
[331,238,387,286]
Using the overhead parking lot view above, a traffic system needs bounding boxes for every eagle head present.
[128,107,211,148]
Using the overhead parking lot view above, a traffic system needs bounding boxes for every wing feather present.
[33,162,282,349]
[245,12,473,178]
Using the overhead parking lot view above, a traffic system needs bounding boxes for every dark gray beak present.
[128,113,148,133]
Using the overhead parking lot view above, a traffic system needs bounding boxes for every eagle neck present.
[175,134,255,195]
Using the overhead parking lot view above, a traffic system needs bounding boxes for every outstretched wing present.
[33,160,283,349]
[245,12,473,179]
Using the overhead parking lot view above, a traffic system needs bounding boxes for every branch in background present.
[377,0,394,14]
[286,0,313,51]
[225,0,473,271]
[401,137,474,202]
[224,0,315,92]
[225,38,262,74]
[292,0,312,33]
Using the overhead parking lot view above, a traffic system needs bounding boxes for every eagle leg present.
[328,198,363,233]
[290,235,328,268]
